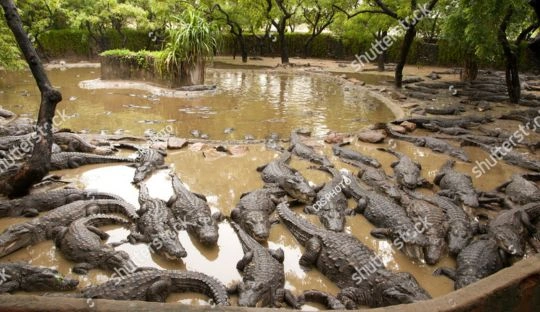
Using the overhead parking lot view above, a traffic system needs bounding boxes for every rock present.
[388,125,407,134]
[189,142,208,152]
[391,91,407,100]
[150,142,167,150]
[244,134,255,140]
[224,127,235,134]
[168,137,188,149]
[348,78,366,86]
[190,129,201,138]
[200,134,209,140]
[229,145,249,157]
[203,149,228,161]
[402,103,420,109]
[357,130,387,143]
[427,72,441,80]
[400,121,417,132]
[296,128,312,136]
[325,132,345,144]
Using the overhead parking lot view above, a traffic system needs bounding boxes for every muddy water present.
[0,68,393,139]
[1,136,524,308]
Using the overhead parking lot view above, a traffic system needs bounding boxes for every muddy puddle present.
[1,137,528,308]
[0,67,393,140]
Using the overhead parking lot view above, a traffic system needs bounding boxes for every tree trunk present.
[303,36,314,58]
[462,54,478,81]
[278,29,289,64]
[0,0,62,197]
[504,54,521,103]
[395,27,416,88]
[377,52,386,71]
[238,36,248,63]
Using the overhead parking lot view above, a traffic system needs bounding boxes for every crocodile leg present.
[282,289,301,309]
[0,281,19,293]
[146,277,172,302]
[226,282,239,295]
[269,248,284,263]
[299,237,321,267]
[433,267,456,280]
[86,226,110,240]
[236,251,253,271]
[73,263,94,275]
[370,228,392,239]
[21,208,39,218]
[519,211,540,240]
[337,287,370,309]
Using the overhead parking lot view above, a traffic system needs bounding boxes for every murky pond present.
[0,67,393,140]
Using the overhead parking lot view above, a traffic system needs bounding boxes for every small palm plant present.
[156,9,220,85]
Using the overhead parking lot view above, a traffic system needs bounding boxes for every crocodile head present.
[105,250,134,270]
[237,281,271,307]
[153,230,188,260]
[0,223,36,257]
[381,184,402,201]
[424,238,446,265]
[318,208,345,232]
[279,175,315,204]
[375,271,431,306]
[242,210,270,242]
[193,215,219,245]
[396,169,421,190]
[494,228,524,257]
[447,222,473,255]
[460,192,479,208]
[21,266,79,291]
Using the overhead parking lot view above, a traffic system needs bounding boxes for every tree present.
[335,0,440,87]
[0,0,62,197]
[302,0,337,58]
[0,17,24,70]
[530,0,540,57]
[262,0,303,64]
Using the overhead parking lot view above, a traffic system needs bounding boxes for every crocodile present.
[404,189,475,256]
[0,120,35,136]
[304,166,354,232]
[0,263,79,294]
[229,222,299,308]
[394,115,494,129]
[434,160,479,207]
[0,133,35,150]
[332,143,381,168]
[256,151,316,204]
[488,201,540,257]
[404,198,448,265]
[0,199,138,258]
[386,127,470,162]
[463,138,540,172]
[277,202,431,308]
[0,108,15,119]
[377,148,429,189]
[132,148,168,184]
[0,189,123,218]
[54,132,115,155]
[496,174,540,205]
[80,269,229,305]
[356,187,429,261]
[230,186,286,242]
[434,235,505,289]
[423,123,473,136]
[129,183,187,259]
[288,130,333,167]
[424,106,465,115]
[297,290,346,310]
[50,152,135,170]
[356,163,403,202]
[167,173,220,246]
[53,214,134,274]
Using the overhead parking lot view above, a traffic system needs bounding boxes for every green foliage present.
[0,18,25,70]
[100,49,159,69]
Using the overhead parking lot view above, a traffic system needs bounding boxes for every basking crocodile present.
[0,188,123,218]
[356,187,429,260]
[80,269,229,305]
[305,166,354,232]
[434,160,479,207]
[496,174,540,205]
[395,115,493,129]
[229,222,299,308]
[356,163,402,202]
[463,138,540,172]
[404,189,475,256]
[423,123,473,136]
[0,108,15,119]
[132,148,168,184]
[50,152,135,170]
[488,201,540,257]
[277,202,431,308]
[54,132,115,155]
[288,130,333,167]
[257,151,316,204]
[129,184,187,259]
[0,199,138,258]
[0,263,79,294]
[0,120,35,136]
[378,148,429,189]
[54,214,134,274]
[0,133,34,150]
[167,173,220,246]
[386,127,470,162]
[404,198,448,265]
[332,143,381,168]
[434,235,504,289]
[297,290,346,310]
[230,186,286,242]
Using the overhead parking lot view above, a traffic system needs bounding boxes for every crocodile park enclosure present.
[1,61,540,311]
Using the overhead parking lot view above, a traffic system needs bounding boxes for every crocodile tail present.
[230,221,259,252]
[168,271,230,306]
[85,214,131,227]
[84,190,124,201]
[276,202,318,245]
[376,147,399,159]
[90,200,139,220]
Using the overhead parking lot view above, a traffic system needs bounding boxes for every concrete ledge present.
[0,254,538,312]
